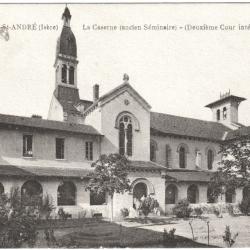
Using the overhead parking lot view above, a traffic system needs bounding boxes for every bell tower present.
[48,6,82,122]
[54,6,78,88]
[205,91,246,129]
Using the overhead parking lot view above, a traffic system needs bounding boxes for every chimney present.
[93,84,99,101]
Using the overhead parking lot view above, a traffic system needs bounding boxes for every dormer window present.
[62,64,67,83]
[69,66,74,85]
[223,107,227,120]
[216,109,220,121]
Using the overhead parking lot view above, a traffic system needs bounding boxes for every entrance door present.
[133,182,147,201]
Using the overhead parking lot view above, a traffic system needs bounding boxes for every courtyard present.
[33,214,250,248]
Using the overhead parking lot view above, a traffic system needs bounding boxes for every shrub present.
[163,228,177,247]
[58,208,71,220]
[222,226,238,247]
[120,208,129,218]
[227,204,236,217]
[140,196,159,217]
[194,207,203,217]
[0,187,38,248]
[173,199,192,218]
[213,206,221,217]
[239,198,250,215]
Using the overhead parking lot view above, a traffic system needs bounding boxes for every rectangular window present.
[23,135,33,157]
[85,141,93,160]
[56,138,64,159]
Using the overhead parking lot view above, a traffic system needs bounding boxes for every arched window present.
[179,146,186,168]
[223,107,227,120]
[69,66,74,85]
[207,149,214,170]
[21,180,43,206]
[165,145,171,167]
[150,140,158,162]
[187,184,199,204]
[57,181,76,206]
[216,109,220,121]
[62,64,67,83]
[225,187,236,203]
[0,183,4,195]
[207,186,216,203]
[165,184,178,204]
[90,191,106,206]
[119,115,133,156]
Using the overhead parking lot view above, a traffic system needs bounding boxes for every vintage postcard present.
[0,2,250,248]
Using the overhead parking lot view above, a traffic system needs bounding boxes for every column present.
[198,184,208,203]
[178,183,188,201]
[235,187,243,203]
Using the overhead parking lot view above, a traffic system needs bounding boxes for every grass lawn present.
[55,220,210,248]
[36,218,210,248]
[35,214,250,248]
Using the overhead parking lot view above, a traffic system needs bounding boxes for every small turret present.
[205,91,246,129]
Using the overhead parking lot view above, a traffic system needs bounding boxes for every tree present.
[209,138,250,204]
[85,153,131,221]
[219,139,250,183]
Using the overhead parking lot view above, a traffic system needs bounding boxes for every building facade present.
[0,7,249,218]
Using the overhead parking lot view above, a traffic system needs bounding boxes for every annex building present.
[0,7,250,218]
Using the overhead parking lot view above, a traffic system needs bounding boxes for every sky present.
[0,3,250,125]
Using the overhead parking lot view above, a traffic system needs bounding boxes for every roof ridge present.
[151,111,224,125]
[0,112,102,135]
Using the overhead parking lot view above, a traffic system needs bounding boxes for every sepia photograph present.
[0,2,250,248]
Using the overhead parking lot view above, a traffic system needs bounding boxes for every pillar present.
[178,183,188,201]
[41,180,60,208]
[198,184,208,203]
[235,187,243,203]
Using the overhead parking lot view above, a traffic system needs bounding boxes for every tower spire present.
[62,6,71,27]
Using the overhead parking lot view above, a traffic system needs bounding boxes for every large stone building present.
[0,7,249,218]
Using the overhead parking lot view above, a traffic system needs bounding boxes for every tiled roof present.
[0,157,215,181]
[0,157,92,178]
[76,99,93,110]
[226,126,250,140]
[165,169,215,182]
[0,113,101,136]
[129,160,167,170]
[54,86,81,115]
[0,165,90,178]
[150,112,231,141]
